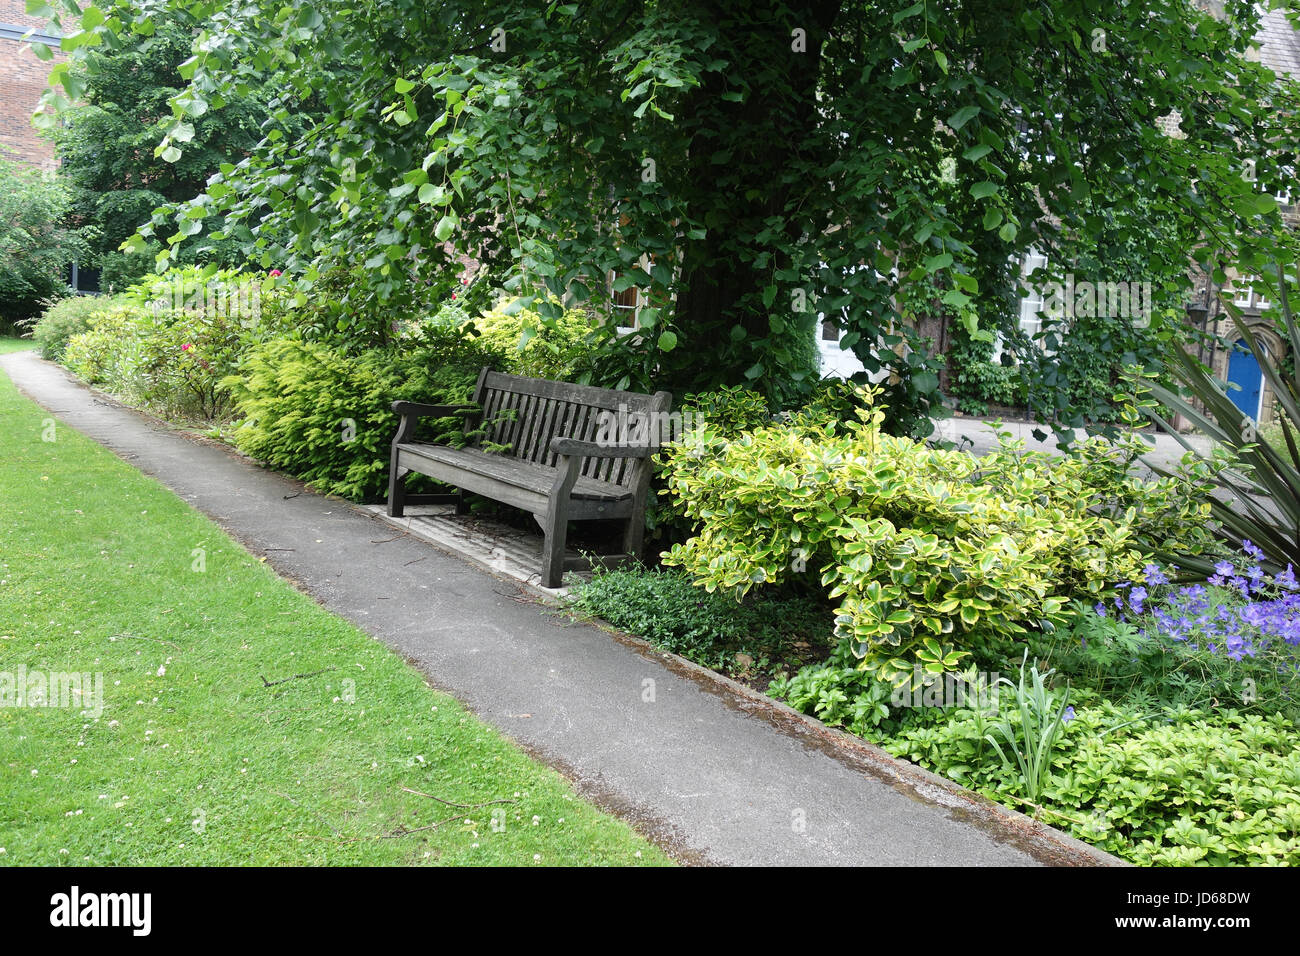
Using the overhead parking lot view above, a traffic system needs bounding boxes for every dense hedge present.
[224,330,504,500]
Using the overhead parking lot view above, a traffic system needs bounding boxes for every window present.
[610,279,640,328]
[1232,275,1269,311]
[1018,249,1048,339]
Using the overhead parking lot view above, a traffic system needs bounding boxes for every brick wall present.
[0,0,62,169]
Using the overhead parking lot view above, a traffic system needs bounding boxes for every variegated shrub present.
[661,387,1219,687]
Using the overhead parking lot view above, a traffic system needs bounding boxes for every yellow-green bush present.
[466,301,601,380]
[31,294,127,361]
[224,328,505,501]
[660,386,1219,686]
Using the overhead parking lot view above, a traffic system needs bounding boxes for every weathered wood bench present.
[387,368,672,587]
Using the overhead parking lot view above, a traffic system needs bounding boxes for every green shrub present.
[31,295,121,361]
[62,302,146,389]
[467,301,601,380]
[62,292,250,420]
[677,384,771,436]
[946,322,1023,416]
[660,385,1220,687]
[224,328,504,500]
[566,565,832,679]
[640,385,773,547]
[98,248,158,293]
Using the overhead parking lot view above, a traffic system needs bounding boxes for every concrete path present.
[934,414,1215,471]
[0,351,1115,866]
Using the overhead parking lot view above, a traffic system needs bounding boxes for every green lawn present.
[0,336,35,354]
[0,365,670,866]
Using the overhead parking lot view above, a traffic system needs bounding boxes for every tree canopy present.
[33,0,1300,430]
[49,8,301,288]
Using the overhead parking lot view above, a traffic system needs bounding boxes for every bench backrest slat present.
[469,369,670,489]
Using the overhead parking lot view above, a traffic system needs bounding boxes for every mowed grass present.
[0,367,670,866]
[0,336,35,354]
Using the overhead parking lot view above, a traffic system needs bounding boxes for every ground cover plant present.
[565,566,833,685]
[0,368,669,866]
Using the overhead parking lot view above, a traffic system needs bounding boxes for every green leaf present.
[969,181,998,200]
[658,331,678,351]
[948,105,979,130]
[912,370,939,394]
[434,215,457,242]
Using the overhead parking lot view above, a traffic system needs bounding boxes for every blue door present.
[1227,340,1263,419]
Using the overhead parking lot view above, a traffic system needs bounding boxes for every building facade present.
[0,0,61,169]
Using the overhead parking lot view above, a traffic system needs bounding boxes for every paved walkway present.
[0,351,1116,866]
[934,415,1215,471]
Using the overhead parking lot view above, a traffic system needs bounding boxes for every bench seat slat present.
[397,443,633,501]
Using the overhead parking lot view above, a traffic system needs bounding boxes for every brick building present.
[0,0,61,169]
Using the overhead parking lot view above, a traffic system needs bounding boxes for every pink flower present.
[451,294,457,300]
[181,343,193,352]
[269,269,282,278]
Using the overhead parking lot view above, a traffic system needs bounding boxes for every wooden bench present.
[387,368,672,587]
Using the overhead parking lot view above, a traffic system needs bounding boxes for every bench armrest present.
[550,437,656,459]
[391,401,479,446]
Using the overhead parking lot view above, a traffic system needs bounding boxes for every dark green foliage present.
[566,566,832,680]
[52,12,294,278]
[946,323,1022,416]
[0,160,87,324]
[767,639,898,736]
[41,0,1300,434]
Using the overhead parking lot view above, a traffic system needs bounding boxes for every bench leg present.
[540,516,568,588]
[387,459,407,518]
[455,488,471,515]
[622,514,645,561]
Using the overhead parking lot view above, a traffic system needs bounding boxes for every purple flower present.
[1129,586,1148,612]
[1144,563,1169,587]
[1094,602,1107,618]
[1243,540,1264,561]
[1062,706,1076,724]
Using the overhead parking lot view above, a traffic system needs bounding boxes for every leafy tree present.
[35,0,1300,432]
[0,158,87,326]
[47,8,294,288]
